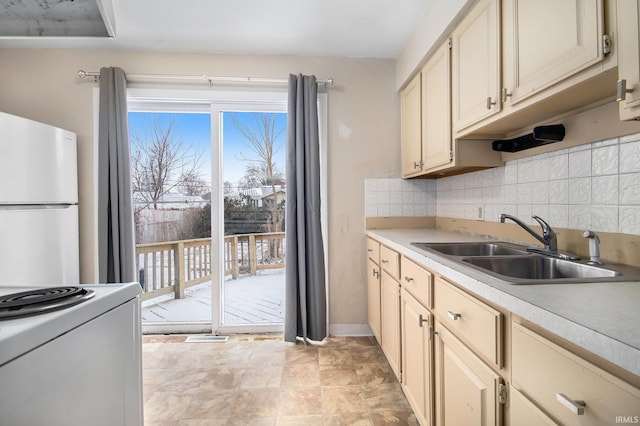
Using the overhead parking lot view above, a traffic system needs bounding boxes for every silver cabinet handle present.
[381,259,388,264]
[418,314,429,328]
[404,276,414,283]
[447,311,462,321]
[486,96,496,109]
[556,393,585,415]
[367,248,373,252]
[429,326,437,340]
[372,269,379,278]
[501,87,512,103]
[413,161,422,169]
[617,79,634,101]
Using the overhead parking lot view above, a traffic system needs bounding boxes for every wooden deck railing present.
[136,232,285,301]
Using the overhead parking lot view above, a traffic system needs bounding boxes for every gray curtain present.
[98,67,136,283]
[284,74,327,343]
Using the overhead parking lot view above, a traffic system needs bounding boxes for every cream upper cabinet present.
[401,288,434,426]
[380,269,401,380]
[617,0,640,121]
[452,0,501,132]
[401,38,502,178]
[423,41,453,171]
[434,323,503,426]
[502,0,605,106]
[401,72,424,178]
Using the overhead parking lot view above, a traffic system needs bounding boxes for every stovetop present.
[0,283,142,367]
[0,286,95,319]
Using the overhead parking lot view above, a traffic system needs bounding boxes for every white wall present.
[0,48,400,328]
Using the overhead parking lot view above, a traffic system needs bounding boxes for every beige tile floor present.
[142,334,418,425]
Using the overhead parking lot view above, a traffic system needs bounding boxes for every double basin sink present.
[411,241,640,284]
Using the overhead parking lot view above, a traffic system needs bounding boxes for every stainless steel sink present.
[411,242,529,257]
[410,240,640,284]
[462,256,624,283]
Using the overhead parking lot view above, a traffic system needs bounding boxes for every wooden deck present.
[140,269,284,325]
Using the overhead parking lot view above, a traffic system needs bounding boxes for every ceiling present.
[0,0,430,59]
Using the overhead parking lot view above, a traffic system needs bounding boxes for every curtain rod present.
[77,70,334,87]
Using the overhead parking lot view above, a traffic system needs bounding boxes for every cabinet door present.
[502,0,604,105]
[380,271,401,380]
[367,258,381,343]
[434,324,502,426]
[401,72,424,177]
[423,41,452,171]
[509,386,559,426]
[617,0,640,120]
[401,288,433,426]
[452,0,501,131]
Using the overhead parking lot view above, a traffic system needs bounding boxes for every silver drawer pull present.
[367,248,373,252]
[447,311,462,321]
[404,276,414,283]
[556,393,585,415]
[381,259,389,264]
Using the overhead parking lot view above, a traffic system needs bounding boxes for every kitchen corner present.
[367,226,640,379]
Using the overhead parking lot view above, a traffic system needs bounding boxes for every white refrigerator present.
[0,111,79,286]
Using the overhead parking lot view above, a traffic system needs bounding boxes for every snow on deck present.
[141,269,284,324]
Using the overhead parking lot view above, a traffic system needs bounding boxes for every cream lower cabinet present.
[401,287,433,426]
[366,238,382,343]
[434,323,503,426]
[367,258,381,343]
[380,269,401,380]
[511,322,640,425]
[509,386,559,425]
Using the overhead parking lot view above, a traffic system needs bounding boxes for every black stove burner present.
[0,286,95,319]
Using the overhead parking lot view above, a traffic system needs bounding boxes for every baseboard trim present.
[329,323,373,336]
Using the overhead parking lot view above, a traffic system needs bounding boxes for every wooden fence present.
[136,232,285,301]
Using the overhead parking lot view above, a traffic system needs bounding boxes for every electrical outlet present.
[476,203,485,221]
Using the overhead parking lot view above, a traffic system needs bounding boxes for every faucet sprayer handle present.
[532,215,558,252]
[532,215,552,237]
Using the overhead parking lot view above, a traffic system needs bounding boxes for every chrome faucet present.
[499,213,558,252]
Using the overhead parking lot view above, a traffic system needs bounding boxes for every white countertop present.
[367,228,640,377]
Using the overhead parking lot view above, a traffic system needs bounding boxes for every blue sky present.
[128,111,286,187]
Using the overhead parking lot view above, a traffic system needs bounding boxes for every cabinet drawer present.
[512,322,640,425]
[367,238,380,263]
[434,277,502,367]
[380,245,400,280]
[401,256,433,309]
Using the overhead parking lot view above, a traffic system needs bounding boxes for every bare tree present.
[179,170,208,196]
[232,113,285,233]
[240,163,284,190]
[130,116,204,209]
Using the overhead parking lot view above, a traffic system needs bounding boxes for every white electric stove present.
[0,283,143,426]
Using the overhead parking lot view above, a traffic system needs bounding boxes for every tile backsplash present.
[365,178,437,217]
[365,132,640,235]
